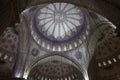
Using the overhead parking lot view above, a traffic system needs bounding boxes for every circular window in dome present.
[31,2,89,51]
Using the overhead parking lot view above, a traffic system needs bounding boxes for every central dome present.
[35,3,83,40]
[31,2,89,51]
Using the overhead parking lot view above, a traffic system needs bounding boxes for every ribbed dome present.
[31,2,89,51]
[27,61,84,80]
[35,3,83,40]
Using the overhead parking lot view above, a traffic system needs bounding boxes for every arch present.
[23,54,85,79]
[27,55,84,80]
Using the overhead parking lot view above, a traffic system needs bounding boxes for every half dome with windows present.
[27,61,84,80]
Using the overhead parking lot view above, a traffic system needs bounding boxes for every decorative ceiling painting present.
[31,2,90,52]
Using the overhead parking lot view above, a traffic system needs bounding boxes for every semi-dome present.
[27,61,84,80]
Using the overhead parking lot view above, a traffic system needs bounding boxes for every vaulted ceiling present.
[0,0,120,80]
[0,0,120,35]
